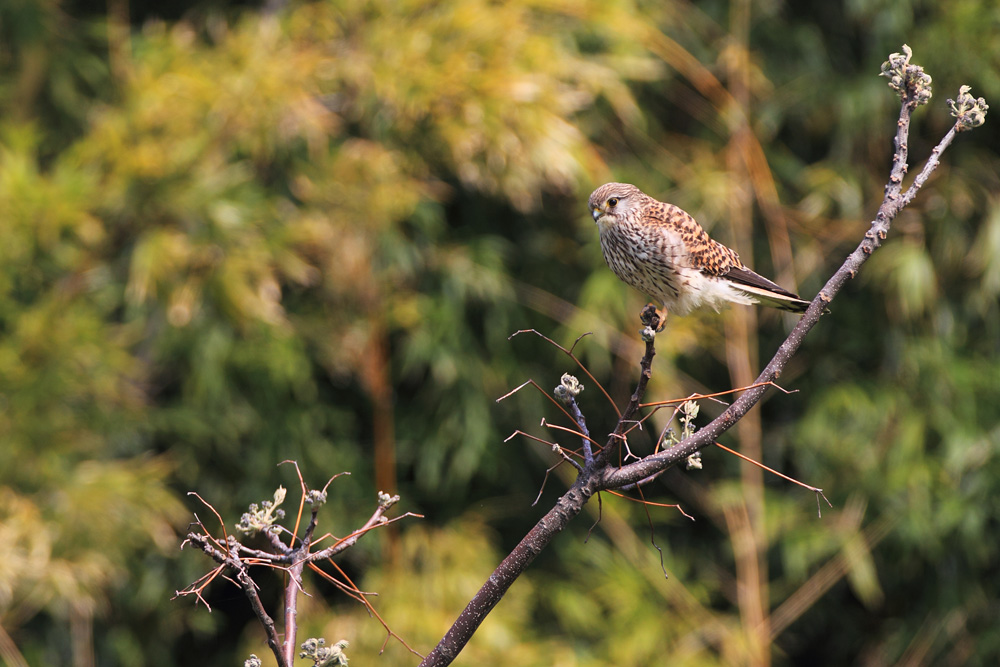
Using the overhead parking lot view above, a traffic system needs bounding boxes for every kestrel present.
[588,183,812,320]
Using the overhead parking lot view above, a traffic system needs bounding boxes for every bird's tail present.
[735,284,813,313]
[722,265,821,314]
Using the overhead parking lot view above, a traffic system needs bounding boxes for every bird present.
[588,182,813,324]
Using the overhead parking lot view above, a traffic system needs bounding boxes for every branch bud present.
[235,486,288,535]
[554,373,583,403]
[880,44,932,106]
[306,489,328,506]
[300,638,350,666]
[377,490,400,509]
[948,85,989,131]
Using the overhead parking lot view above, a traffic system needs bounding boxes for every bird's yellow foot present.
[639,304,667,333]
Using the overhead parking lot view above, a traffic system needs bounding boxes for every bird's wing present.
[720,263,812,313]
[645,198,815,314]
[721,264,801,300]
[645,201,741,274]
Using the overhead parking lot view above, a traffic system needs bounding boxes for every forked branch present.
[176,465,421,667]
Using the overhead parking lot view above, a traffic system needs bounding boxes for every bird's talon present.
[639,305,667,333]
[639,304,664,332]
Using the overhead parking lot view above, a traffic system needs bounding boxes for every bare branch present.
[179,472,418,667]
[593,305,660,468]
[309,560,426,659]
[509,329,622,417]
[308,492,402,561]
[497,378,591,443]
[713,442,832,516]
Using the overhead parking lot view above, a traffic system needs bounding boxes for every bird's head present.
[588,182,642,228]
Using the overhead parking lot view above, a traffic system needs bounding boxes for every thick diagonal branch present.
[418,476,599,666]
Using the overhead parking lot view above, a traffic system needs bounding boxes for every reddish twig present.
[309,560,425,659]
[713,442,833,517]
[640,380,796,408]
[509,329,622,418]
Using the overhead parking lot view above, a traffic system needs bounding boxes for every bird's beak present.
[590,206,602,222]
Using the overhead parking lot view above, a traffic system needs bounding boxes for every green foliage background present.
[1,0,997,665]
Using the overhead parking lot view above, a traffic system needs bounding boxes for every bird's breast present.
[599,223,687,308]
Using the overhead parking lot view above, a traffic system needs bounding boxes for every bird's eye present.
[607,197,619,207]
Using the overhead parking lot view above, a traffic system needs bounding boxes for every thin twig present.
[593,306,660,468]
[604,489,695,521]
[308,496,403,561]
[310,561,426,659]
[540,419,602,458]
[506,427,586,471]
[640,380,796,408]
[561,392,594,466]
[509,329,622,417]
[713,442,833,516]
[497,379,591,443]
[531,460,564,506]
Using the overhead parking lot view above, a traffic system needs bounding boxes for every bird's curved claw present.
[639,304,666,333]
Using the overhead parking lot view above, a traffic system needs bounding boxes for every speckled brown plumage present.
[588,182,811,317]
